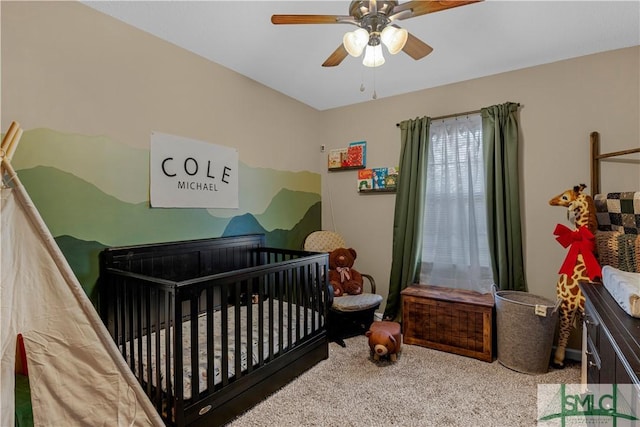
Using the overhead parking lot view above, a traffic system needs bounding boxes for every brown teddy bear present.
[328,247,364,297]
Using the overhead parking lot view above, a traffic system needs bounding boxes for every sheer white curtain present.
[419,114,494,293]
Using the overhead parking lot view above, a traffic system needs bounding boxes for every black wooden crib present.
[99,234,330,426]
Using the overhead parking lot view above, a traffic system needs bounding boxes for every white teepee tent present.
[0,122,163,426]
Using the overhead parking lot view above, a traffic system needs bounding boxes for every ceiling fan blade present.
[271,14,349,25]
[402,32,434,60]
[393,0,482,20]
[322,45,349,67]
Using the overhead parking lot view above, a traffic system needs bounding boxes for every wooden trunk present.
[401,284,495,362]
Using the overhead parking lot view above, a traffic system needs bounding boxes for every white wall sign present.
[150,132,238,208]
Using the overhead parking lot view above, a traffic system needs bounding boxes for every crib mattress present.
[602,265,640,318]
[127,299,320,400]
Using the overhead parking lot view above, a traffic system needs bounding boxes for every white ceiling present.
[83,1,640,111]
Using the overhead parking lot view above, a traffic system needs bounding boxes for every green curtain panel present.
[481,102,527,291]
[383,117,431,320]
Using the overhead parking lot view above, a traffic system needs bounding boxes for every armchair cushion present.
[332,293,383,312]
[304,231,346,252]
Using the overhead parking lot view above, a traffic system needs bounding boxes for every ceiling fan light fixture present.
[380,26,408,55]
[362,44,385,67]
[343,28,370,57]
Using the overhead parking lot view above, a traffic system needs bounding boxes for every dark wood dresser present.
[581,282,640,385]
[581,282,640,419]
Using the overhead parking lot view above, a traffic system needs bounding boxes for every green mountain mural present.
[10,128,321,223]
[229,164,320,220]
[12,128,149,204]
[255,188,320,231]
[18,166,230,246]
[276,201,322,250]
[55,235,107,302]
[221,201,320,249]
[16,166,321,303]
[9,127,322,304]
[17,166,320,246]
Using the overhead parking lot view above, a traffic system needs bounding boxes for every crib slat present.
[268,274,276,360]
[278,271,286,354]
[246,279,254,375]
[190,292,199,401]
[257,275,265,367]
[114,277,122,354]
[136,285,143,383]
[143,286,151,397]
[126,283,134,369]
[234,281,242,380]
[165,289,174,423]
[316,265,322,329]
[206,286,214,393]
[221,283,229,388]
[287,268,294,350]
[305,264,312,335]
[152,288,162,412]
[316,264,321,331]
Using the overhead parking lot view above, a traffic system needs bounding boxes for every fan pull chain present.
[372,64,377,100]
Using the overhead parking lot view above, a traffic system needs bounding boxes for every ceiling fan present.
[271,1,482,67]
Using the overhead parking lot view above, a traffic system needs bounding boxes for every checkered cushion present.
[594,192,640,234]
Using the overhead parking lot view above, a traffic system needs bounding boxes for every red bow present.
[553,224,601,281]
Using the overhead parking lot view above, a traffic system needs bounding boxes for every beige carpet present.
[229,335,580,427]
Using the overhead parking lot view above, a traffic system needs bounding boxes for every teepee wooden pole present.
[1,121,23,166]
[5,128,23,161]
[1,121,19,152]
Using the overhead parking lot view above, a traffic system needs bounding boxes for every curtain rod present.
[395,104,521,127]
[395,109,480,127]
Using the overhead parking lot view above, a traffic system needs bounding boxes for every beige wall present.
[3,2,639,351]
[321,47,640,321]
[1,1,323,173]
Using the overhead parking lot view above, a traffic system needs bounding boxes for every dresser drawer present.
[581,282,640,403]
[585,334,601,385]
[584,309,599,345]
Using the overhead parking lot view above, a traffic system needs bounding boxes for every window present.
[419,114,494,293]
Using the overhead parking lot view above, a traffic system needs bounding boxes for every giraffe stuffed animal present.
[548,183,601,368]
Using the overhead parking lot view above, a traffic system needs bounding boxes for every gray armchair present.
[304,231,383,347]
